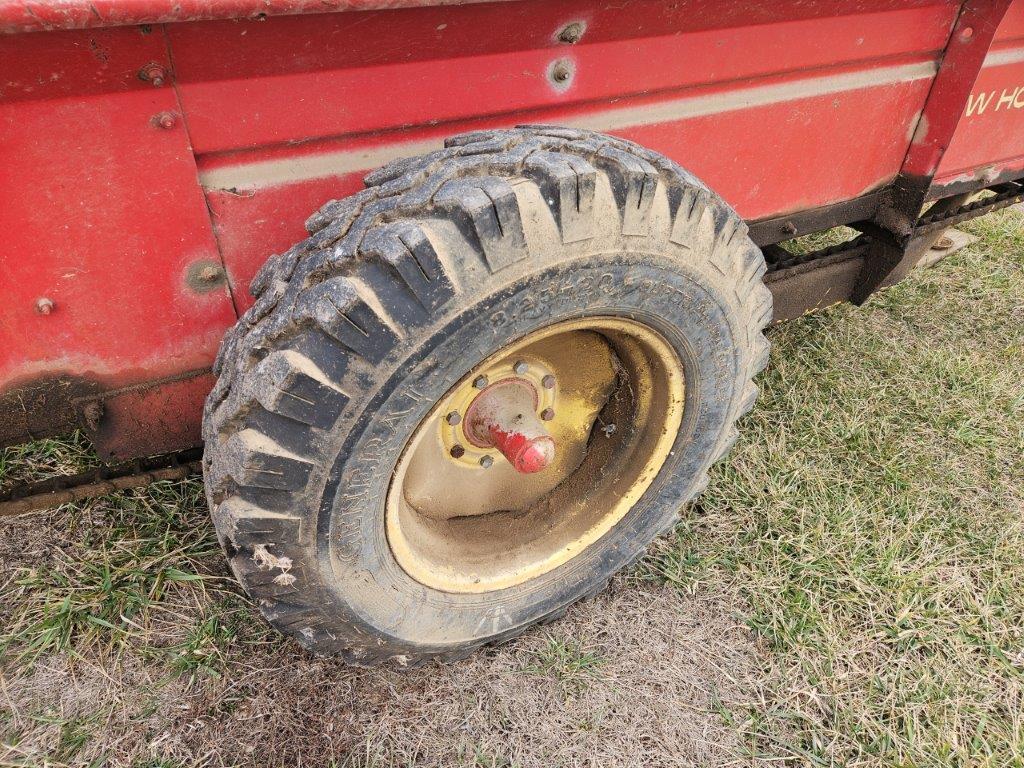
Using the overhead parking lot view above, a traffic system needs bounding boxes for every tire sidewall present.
[318,253,741,651]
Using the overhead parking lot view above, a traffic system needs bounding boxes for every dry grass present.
[1,209,1021,767]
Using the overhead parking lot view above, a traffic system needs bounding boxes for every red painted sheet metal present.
[934,3,1024,184]
[898,1,1012,183]
[87,371,215,460]
[0,0,497,34]
[191,0,955,309]
[170,0,955,155]
[207,73,936,313]
[2,25,160,101]
[0,26,236,393]
[7,0,1024,459]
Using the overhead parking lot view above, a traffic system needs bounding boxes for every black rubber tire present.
[202,126,772,666]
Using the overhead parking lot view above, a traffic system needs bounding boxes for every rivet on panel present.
[557,21,585,44]
[139,62,168,86]
[153,111,176,129]
[186,261,228,292]
[548,58,575,92]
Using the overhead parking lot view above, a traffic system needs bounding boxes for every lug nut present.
[479,455,494,468]
[446,411,462,426]
[542,374,556,389]
[35,297,54,315]
[541,408,555,421]
[473,375,489,389]
[450,444,466,459]
[513,360,529,375]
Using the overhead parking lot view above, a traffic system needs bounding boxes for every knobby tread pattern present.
[202,126,772,666]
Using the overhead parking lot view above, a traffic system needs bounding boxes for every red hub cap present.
[463,378,556,474]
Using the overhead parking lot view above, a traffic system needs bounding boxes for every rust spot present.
[0,377,100,448]
[138,62,168,87]
[81,400,104,431]
[152,111,177,129]
[186,260,228,292]
[557,21,585,44]
[547,58,575,92]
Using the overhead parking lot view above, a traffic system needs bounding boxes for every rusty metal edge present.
[748,192,881,247]
[0,447,203,517]
[0,0,507,34]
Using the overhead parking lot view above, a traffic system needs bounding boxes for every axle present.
[463,378,555,474]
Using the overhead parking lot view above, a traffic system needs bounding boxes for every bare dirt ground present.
[1,497,777,767]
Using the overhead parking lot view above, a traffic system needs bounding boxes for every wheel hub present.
[439,357,559,473]
[462,377,555,474]
[386,317,685,593]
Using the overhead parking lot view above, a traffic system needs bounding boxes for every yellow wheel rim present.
[385,317,684,593]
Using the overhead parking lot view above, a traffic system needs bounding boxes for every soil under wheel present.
[202,126,772,665]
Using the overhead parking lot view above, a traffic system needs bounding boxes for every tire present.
[202,126,772,665]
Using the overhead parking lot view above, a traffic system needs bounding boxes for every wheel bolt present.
[542,374,556,389]
[446,411,462,426]
[540,408,555,421]
[473,375,488,389]
[450,444,465,459]
[513,360,529,375]
[479,455,493,468]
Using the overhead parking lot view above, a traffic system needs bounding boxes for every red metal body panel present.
[935,3,1024,186]
[0,27,235,392]
[1,0,1022,458]
[185,0,956,310]
[0,0,494,33]
[207,73,937,314]
[168,1,953,154]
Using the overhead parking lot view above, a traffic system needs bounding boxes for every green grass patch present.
[0,431,100,491]
[523,635,606,691]
[644,210,1024,766]
[0,479,226,665]
[2,211,1021,767]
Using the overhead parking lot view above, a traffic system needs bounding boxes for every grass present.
[522,635,606,690]
[0,481,223,665]
[0,432,99,491]
[643,208,1024,766]
[0,208,1021,766]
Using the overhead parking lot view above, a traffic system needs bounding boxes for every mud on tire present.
[202,126,772,665]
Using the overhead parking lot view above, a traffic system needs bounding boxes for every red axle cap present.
[463,378,555,474]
